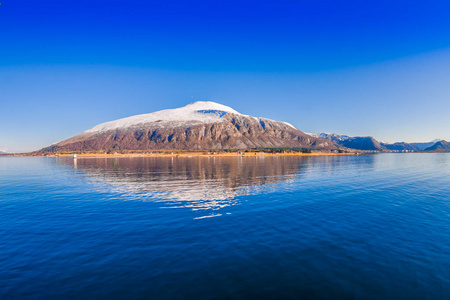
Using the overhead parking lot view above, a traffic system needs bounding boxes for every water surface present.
[1,154,450,299]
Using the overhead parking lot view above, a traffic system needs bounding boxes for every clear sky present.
[1,0,450,152]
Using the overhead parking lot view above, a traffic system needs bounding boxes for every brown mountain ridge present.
[41,102,336,152]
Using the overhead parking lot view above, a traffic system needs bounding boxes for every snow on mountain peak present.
[305,132,352,141]
[86,101,242,133]
[183,101,240,114]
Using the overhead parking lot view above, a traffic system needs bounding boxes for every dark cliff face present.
[317,133,386,151]
[44,113,335,152]
[337,136,385,151]
[424,141,450,151]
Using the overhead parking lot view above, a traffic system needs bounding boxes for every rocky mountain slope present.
[410,140,442,150]
[381,139,442,151]
[307,133,386,151]
[424,140,450,151]
[41,102,336,152]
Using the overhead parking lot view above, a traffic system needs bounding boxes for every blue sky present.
[1,0,450,152]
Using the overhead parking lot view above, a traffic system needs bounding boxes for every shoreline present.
[4,151,449,158]
[2,152,360,158]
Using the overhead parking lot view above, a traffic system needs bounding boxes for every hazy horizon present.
[1,1,450,152]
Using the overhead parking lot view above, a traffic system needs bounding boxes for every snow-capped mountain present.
[86,102,243,133]
[42,101,335,152]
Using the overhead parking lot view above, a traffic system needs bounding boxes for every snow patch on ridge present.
[84,101,300,134]
[86,101,242,133]
[306,132,352,141]
[305,132,320,138]
[281,122,297,130]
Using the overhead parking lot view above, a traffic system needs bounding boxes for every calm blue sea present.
[1,154,450,299]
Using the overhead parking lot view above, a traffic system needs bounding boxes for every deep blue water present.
[1,154,450,299]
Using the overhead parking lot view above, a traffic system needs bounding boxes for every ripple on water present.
[1,154,450,299]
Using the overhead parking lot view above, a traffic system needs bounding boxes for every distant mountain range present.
[380,142,420,151]
[40,102,336,152]
[423,140,450,151]
[307,133,445,152]
[307,133,385,151]
[407,139,444,150]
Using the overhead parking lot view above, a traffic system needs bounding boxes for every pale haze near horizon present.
[1,49,450,152]
[1,1,450,153]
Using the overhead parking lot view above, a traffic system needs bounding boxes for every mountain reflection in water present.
[4,154,450,299]
[58,155,375,218]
